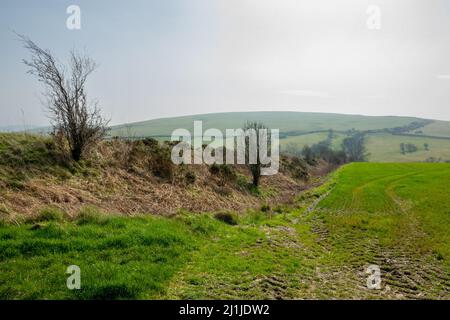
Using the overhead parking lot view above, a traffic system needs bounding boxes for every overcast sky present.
[1,0,450,126]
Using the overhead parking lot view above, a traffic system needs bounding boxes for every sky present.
[0,0,450,127]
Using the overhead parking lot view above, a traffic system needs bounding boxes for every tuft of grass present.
[34,207,66,222]
[214,211,239,225]
[75,206,108,225]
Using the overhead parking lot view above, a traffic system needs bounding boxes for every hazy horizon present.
[1,0,450,127]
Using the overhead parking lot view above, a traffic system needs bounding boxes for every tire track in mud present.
[164,168,449,299]
[307,169,449,299]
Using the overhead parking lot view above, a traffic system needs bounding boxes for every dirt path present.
[303,170,449,299]
[163,166,449,299]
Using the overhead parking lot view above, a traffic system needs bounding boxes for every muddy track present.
[164,168,449,299]
[306,170,450,299]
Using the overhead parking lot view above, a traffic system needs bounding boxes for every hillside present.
[109,111,422,138]
[6,112,450,162]
[0,162,448,299]
[108,111,450,163]
[0,133,327,221]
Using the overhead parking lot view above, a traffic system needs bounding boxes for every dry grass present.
[0,135,322,221]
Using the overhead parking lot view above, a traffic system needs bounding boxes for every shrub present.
[214,211,238,225]
[209,164,236,186]
[185,171,196,185]
[142,138,159,149]
[219,164,235,178]
[149,146,174,181]
[209,163,220,175]
[260,204,271,212]
[236,174,249,189]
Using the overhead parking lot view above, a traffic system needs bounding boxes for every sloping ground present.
[108,111,421,137]
[0,139,448,299]
[163,163,449,299]
[0,133,322,222]
[280,131,346,151]
[311,163,449,298]
[365,133,450,162]
[413,120,450,138]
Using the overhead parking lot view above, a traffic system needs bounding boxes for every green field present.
[0,163,448,299]
[12,111,450,162]
[366,133,450,162]
[280,131,346,151]
[109,112,421,137]
[106,111,450,162]
[414,120,450,138]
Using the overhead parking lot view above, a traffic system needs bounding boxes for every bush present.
[185,171,196,185]
[209,164,236,186]
[149,146,174,181]
[260,204,271,212]
[142,138,159,149]
[209,163,220,175]
[214,211,238,225]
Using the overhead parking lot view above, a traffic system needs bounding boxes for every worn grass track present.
[163,163,449,299]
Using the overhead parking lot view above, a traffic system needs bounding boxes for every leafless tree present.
[19,35,109,161]
[243,121,270,187]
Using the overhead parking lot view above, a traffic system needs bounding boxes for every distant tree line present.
[284,130,367,165]
[400,143,418,154]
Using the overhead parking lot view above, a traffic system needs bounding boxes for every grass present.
[108,111,422,137]
[280,131,346,150]
[366,133,450,162]
[416,120,450,138]
[0,133,75,189]
[106,111,450,163]
[0,212,220,299]
[0,163,448,299]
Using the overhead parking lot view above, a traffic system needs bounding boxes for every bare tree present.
[19,35,108,161]
[243,121,270,187]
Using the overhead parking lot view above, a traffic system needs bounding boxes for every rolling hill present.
[5,111,450,162]
[109,111,450,163]
[109,111,423,138]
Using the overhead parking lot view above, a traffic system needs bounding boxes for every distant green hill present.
[108,111,450,162]
[6,111,449,162]
[109,111,422,138]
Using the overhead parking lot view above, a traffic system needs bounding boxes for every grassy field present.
[108,111,421,137]
[280,131,346,151]
[366,133,450,162]
[13,112,450,162]
[0,163,448,299]
[414,120,450,138]
[105,111,450,163]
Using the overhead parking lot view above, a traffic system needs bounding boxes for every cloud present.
[279,90,330,97]
[436,75,450,80]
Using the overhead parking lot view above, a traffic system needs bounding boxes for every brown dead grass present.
[0,137,326,221]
